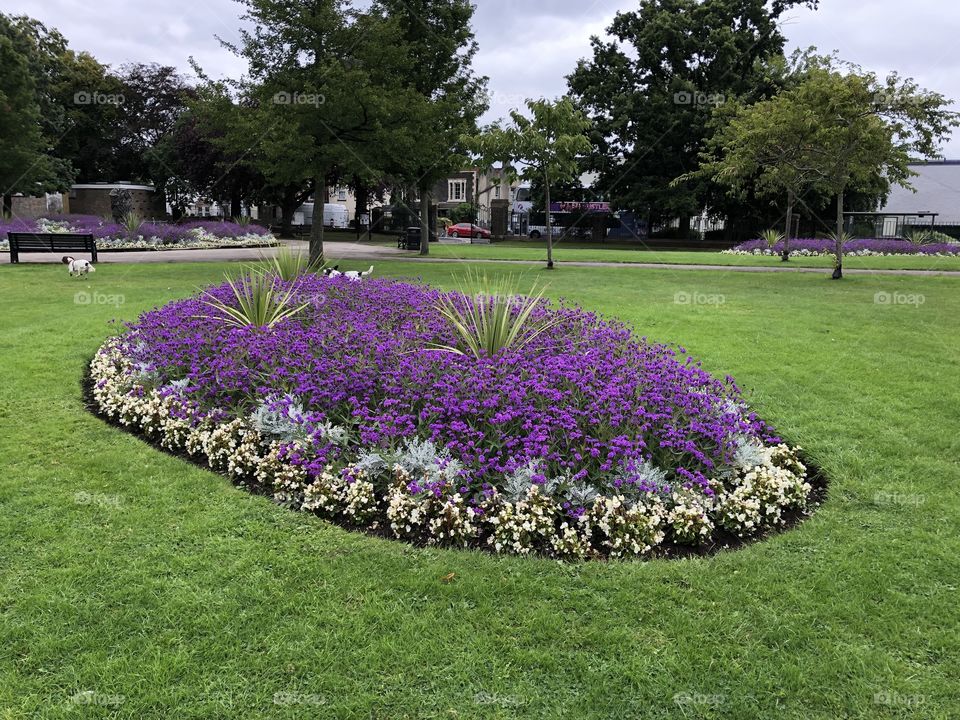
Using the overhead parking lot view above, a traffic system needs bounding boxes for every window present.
[337,187,347,201]
[448,179,467,202]
[494,185,501,200]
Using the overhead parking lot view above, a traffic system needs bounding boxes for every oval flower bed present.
[0,215,276,251]
[89,275,817,559]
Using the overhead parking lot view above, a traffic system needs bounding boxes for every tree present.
[374,0,487,256]
[51,50,127,182]
[567,0,818,232]
[687,93,834,260]
[0,14,74,211]
[690,53,957,275]
[470,98,592,269]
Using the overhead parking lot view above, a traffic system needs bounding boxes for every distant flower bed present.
[0,215,276,251]
[725,236,960,257]
[89,275,816,559]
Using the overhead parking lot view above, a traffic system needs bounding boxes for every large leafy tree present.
[470,98,592,268]
[704,58,957,278]
[221,0,408,263]
[0,14,74,211]
[51,51,127,182]
[567,0,818,232]
[374,0,487,255]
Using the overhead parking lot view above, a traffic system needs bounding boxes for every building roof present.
[880,162,960,218]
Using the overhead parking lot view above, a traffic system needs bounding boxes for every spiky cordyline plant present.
[200,271,309,329]
[261,245,323,282]
[121,212,143,235]
[430,270,561,359]
[760,229,784,249]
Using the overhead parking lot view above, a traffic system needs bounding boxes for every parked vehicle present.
[297,203,350,229]
[447,223,490,239]
[527,225,563,239]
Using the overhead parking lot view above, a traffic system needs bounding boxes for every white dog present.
[323,265,373,281]
[62,256,96,277]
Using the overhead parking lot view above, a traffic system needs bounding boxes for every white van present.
[297,203,350,229]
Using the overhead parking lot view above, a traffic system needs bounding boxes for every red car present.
[447,223,490,239]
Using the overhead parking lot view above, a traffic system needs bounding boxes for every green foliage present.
[0,19,73,197]
[430,271,560,359]
[567,0,813,223]
[121,212,142,234]
[260,245,322,282]
[200,271,309,329]
[906,228,934,245]
[468,98,592,265]
[696,53,958,271]
[761,229,785,248]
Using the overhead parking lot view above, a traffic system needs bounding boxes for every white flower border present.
[0,226,278,252]
[722,247,960,258]
[90,338,815,560]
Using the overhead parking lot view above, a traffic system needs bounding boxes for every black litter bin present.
[399,226,422,250]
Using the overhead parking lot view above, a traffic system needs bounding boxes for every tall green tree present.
[221,0,412,263]
[720,59,957,278]
[374,0,487,255]
[567,0,818,233]
[0,14,74,211]
[470,98,592,269]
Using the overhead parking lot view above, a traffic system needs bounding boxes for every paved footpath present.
[3,240,959,277]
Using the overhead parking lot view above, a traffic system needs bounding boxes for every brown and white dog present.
[62,256,96,277]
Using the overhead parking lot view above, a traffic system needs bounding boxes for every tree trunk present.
[3,193,13,217]
[280,198,296,238]
[544,167,554,269]
[782,190,794,261]
[230,191,242,220]
[419,187,430,256]
[354,180,368,241]
[309,173,326,266]
[678,214,691,239]
[833,188,844,279]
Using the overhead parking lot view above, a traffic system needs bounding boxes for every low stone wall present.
[10,194,69,219]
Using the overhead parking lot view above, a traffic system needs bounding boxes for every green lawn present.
[1,260,958,718]
[420,239,960,271]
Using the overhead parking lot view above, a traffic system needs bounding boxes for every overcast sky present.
[7,0,960,155]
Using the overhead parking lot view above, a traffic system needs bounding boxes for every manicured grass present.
[1,260,958,718]
[423,239,960,271]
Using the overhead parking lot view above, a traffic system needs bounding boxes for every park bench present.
[7,232,98,264]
